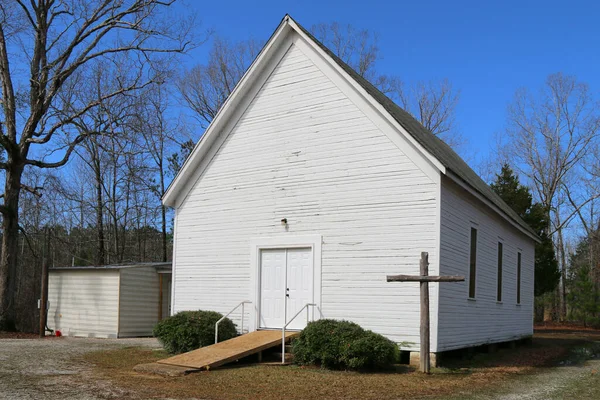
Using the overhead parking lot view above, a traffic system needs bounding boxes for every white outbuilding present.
[162,15,539,356]
[47,262,172,338]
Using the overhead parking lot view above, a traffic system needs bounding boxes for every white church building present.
[162,15,538,354]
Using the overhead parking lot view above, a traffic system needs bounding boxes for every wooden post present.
[420,252,430,373]
[39,228,50,338]
[386,252,465,374]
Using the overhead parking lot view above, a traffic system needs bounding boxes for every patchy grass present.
[81,332,597,400]
[553,359,600,400]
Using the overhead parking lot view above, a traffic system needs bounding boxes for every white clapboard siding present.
[118,266,161,337]
[47,270,120,338]
[173,42,439,350]
[437,177,535,351]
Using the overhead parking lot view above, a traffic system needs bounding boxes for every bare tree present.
[67,61,132,265]
[312,23,463,148]
[135,83,175,262]
[504,72,600,319]
[311,22,380,81]
[178,36,262,127]
[394,79,463,147]
[0,0,195,331]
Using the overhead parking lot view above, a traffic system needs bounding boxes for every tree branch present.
[0,22,18,147]
[27,78,153,146]
[24,131,101,169]
[20,184,43,198]
[18,225,38,258]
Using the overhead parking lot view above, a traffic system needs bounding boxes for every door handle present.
[286,288,290,297]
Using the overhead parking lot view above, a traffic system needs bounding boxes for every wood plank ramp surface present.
[157,330,299,369]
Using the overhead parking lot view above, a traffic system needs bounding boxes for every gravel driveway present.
[2,336,598,400]
[0,337,161,400]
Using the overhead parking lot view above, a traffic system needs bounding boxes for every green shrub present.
[153,310,237,354]
[341,331,399,369]
[292,319,398,370]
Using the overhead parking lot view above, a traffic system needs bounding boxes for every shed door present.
[259,248,313,330]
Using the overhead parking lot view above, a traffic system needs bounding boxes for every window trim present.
[468,227,478,299]
[496,241,503,302]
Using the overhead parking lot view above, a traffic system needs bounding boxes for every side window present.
[517,252,522,305]
[497,242,503,302]
[468,227,477,299]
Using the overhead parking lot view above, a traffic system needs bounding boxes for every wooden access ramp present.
[156,330,299,370]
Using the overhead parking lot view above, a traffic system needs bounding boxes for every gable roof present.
[291,22,538,240]
[163,15,539,242]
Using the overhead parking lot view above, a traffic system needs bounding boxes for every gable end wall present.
[173,34,441,351]
[47,270,120,338]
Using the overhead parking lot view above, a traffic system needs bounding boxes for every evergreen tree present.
[490,164,560,296]
[567,237,600,327]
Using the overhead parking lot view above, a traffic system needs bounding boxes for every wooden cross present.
[387,252,465,373]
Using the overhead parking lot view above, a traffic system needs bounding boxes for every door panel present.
[259,249,286,329]
[286,248,313,330]
[259,247,313,330]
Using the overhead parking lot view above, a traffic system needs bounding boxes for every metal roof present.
[50,262,172,271]
[292,17,538,239]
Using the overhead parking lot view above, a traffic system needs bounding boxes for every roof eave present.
[162,16,294,208]
[444,170,541,243]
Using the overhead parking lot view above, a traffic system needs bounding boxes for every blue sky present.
[175,0,600,169]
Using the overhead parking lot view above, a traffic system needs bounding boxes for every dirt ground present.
[0,336,160,400]
[0,330,598,400]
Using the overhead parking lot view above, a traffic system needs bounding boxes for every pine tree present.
[490,164,560,296]
[567,237,600,327]
[567,265,599,327]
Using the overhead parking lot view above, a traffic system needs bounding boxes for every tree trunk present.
[0,164,25,330]
[161,205,167,262]
[557,228,568,320]
[160,167,167,263]
[554,285,561,321]
[94,164,105,265]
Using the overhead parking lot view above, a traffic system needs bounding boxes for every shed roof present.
[50,262,172,272]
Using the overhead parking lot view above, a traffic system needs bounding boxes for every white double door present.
[259,248,313,330]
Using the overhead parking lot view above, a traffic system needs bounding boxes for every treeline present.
[2,2,464,332]
[486,73,600,327]
[1,1,598,332]
[568,229,600,327]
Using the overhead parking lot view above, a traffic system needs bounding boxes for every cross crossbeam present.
[386,252,465,373]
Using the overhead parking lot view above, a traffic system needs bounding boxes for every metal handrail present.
[215,300,252,344]
[281,303,323,363]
